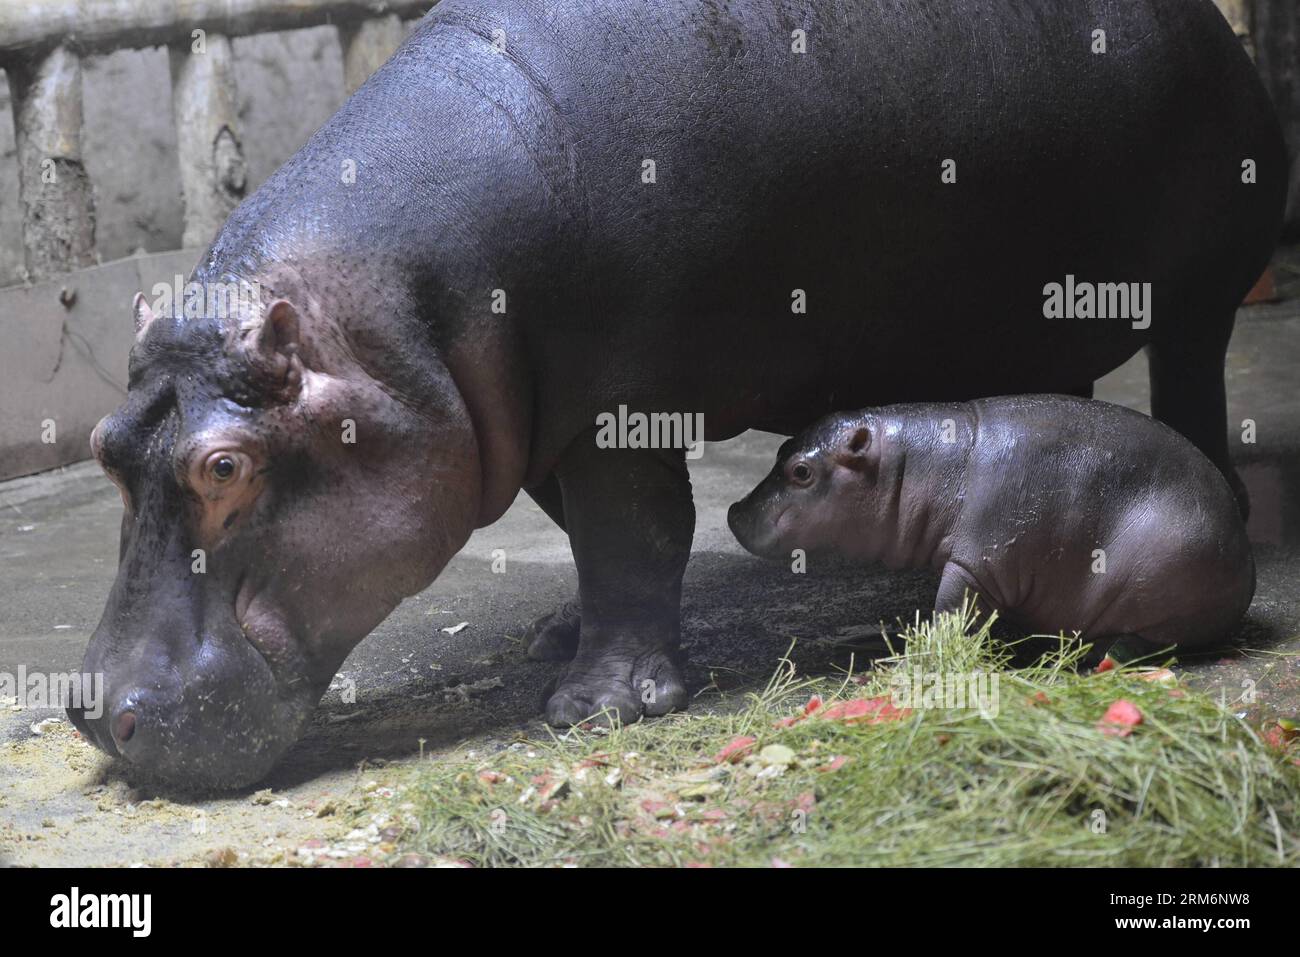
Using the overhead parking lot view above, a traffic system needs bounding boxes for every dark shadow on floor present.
[111,541,1296,800]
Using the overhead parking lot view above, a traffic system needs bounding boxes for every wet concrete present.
[2,276,1299,865]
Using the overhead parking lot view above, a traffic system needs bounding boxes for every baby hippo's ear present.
[837,425,873,471]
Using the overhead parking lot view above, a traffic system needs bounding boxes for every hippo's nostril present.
[113,710,137,744]
[65,702,119,757]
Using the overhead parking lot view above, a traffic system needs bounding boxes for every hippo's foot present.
[544,640,687,726]
[524,598,582,661]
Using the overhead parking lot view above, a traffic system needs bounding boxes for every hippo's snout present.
[69,685,201,780]
[65,697,118,756]
[65,695,136,757]
[728,494,786,560]
[726,499,746,538]
[71,617,320,789]
[726,498,755,548]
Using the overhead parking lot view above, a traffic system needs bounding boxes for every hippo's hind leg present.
[543,438,693,726]
[522,473,583,662]
[1146,308,1248,516]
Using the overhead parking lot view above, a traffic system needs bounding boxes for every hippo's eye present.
[790,461,814,486]
[188,447,261,536]
[202,451,245,486]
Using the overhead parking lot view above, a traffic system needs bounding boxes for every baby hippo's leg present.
[935,562,997,622]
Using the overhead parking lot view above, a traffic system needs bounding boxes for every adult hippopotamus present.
[71,0,1283,786]
[727,396,1257,651]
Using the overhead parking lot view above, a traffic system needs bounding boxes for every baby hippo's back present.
[954,395,1254,647]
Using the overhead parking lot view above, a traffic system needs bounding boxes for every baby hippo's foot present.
[524,598,581,661]
[1084,634,1172,669]
[544,636,687,726]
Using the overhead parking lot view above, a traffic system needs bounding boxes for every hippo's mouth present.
[770,504,794,543]
[231,573,313,683]
[69,579,320,790]
[729,500,792,560]
[234,569,253,625]
[65,695,120,758]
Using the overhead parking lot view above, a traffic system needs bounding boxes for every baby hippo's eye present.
[212,456,236,481]
[790,461,814,486]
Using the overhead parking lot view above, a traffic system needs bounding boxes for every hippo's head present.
[69,285,482,787]
[728,414,879,561]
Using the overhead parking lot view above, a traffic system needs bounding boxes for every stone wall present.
[0,25,353,287]
[1,7,1297,289]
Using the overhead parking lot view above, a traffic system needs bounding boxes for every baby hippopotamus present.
[728,396,1255,651]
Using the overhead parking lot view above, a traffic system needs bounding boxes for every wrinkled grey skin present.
[71,0,1283,787]
[74,284,479,785]
[729,396,1256,649]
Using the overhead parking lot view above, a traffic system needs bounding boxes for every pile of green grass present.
[387,608,1300,867]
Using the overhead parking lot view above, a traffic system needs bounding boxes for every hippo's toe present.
[543,685,604,726]
[544,645,687,726]
[639,649,688,717]
[524,598,582,661]
[544,676,641,727]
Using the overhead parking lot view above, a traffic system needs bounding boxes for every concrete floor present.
[3,288,1300,865]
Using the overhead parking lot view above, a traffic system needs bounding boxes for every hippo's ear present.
[243,298,303,391]
[837,426,873,471]
[132,292,156,337]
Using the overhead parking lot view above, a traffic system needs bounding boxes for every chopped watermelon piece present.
[819,696,911,724]
[715,735,757,764]
[1098,699,1143,737]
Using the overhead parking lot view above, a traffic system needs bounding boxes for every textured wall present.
[0,25,349,287]
[1,8,1296,288]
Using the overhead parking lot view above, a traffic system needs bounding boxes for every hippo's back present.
[417,0,1284,438]
[960,395,1255,644]
[964,394,1244,518]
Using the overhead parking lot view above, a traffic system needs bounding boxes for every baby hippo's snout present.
[730,422,874,561]
[728,491,784,559]
[729,442,807,560]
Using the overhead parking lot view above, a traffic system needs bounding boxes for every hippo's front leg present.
[934,561,994,621]
[544,436,693,726]
[521,472,583,662]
